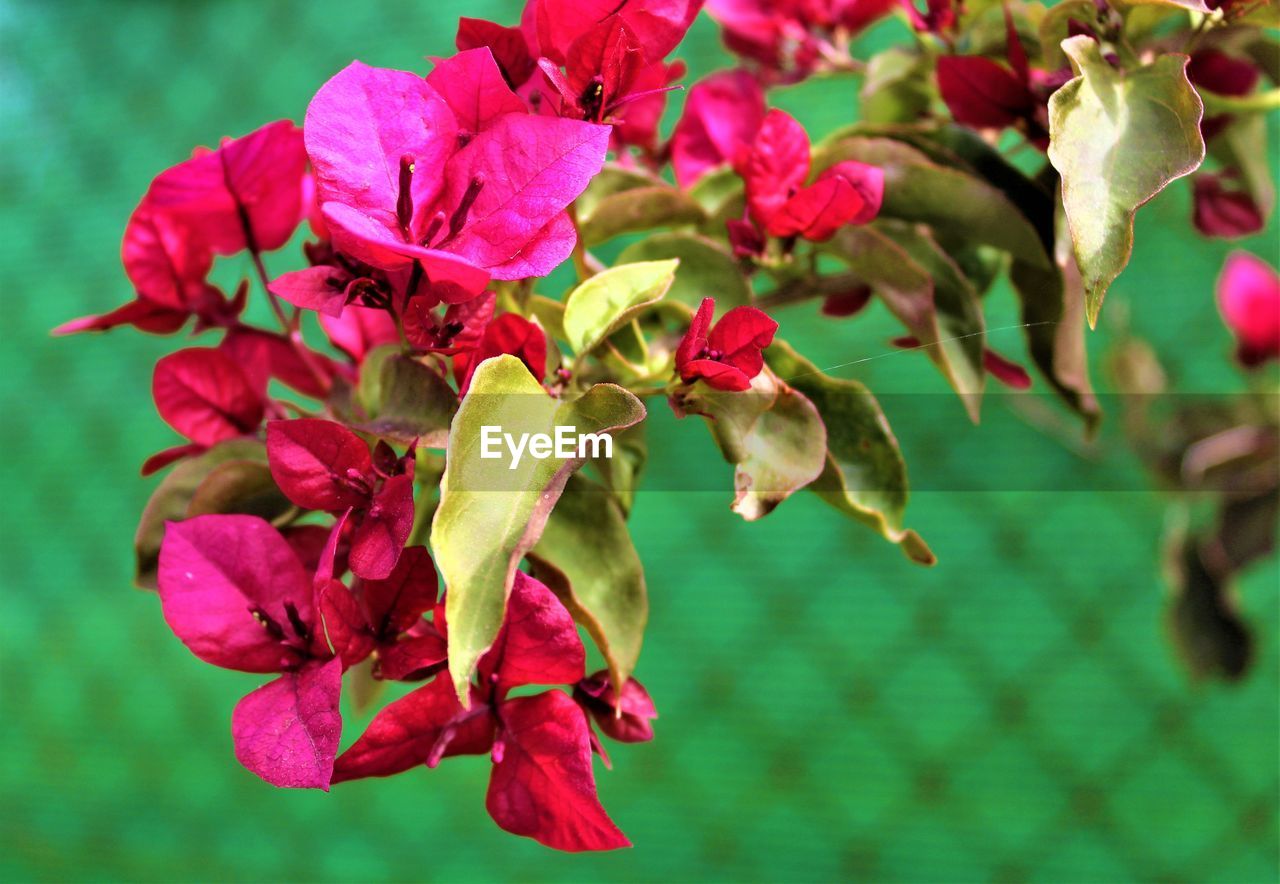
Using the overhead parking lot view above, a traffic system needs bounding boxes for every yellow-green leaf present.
[562,260,677,356]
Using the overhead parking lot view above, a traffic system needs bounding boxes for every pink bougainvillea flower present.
[306,61,607,291]
[676,297,778,391]
[266,419,417,580]
[1217,251,1280,368]
[454,312,549,394]
[670,70,766,188]
[533,0,701,66]
[157,514,371,789]
[737,109,884,240]
[1192,173,1265,239]
[457,17,539,89]
[218,326,338,400]
[334,572,629,852]
[145,120,308,256]
[152,347,264,449]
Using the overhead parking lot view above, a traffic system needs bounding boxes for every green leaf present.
[766,340,934,565]
[354,346,457,447]
[185,460,292,520]
[1209,113,1275,222]
[133,439,271,588]
[528,474,648,689]
[1047,36,1205,327]
[577,165,705,246]
[562,260,677,356]
[431,356,645,701]
[1038,0,1097,71]
[527,294,567,343]
[618,232,751,314]
[860,47,935,125]
[676,368,828,520]
[826,223,987,421]
[814,136,1050,267]
[591,422,647,516]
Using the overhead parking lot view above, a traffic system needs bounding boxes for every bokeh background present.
[2,1,1277,881]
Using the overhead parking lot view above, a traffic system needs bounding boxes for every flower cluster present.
[60,0,1280,851]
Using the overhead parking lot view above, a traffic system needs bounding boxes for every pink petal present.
[317,579,376,667]
[267,419,374,511]
[487,690,630,851]
[360,546,440,639]
[536,0,697,64]
[304,62,457,234]
[157,515,313,672]
[671,70,765,188]
[140,443,206,476]
[348,473,415,580]
[152,348,263,446]
[483,211,579,281]
[742,109,812,229]
[983,348,1032,389]
[53,297,189,336]
[231,657,344,790]
[434,115,608,274]
[121,208,213,311]
[376,629,449,681]
[457,17,538,87]
[332,675,494,782]
[427,48,527,135]
[707,304,778,372]
[481,572,585,692]
[675,297,715,375]
[146,120,307,255]
[683,357,752,391]
[219,327,336,400]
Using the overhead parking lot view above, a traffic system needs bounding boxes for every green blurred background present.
[2,1,1277,881]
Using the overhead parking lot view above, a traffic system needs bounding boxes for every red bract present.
[1217,251,1280,368]
[146,120,308,256]
[334,572,630,852]
[152,348,264,447]
[404,291,496,355]
[676,297,779,391]
[936,54,1035,129]
[266,419,417,580]
[220,326,337,400]
[454,312,549,394]
[670,70,766,188]
[157,515,369,789]
[457,17,538,88]
[1192,173,1265,239]
[533,0,701,66]
[427,48,528,138]
[737,110,883,240]
[574,671,658,743]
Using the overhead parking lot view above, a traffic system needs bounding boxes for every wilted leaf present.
[186,460,294,521]
[577,165,705,246]
[765,340,933,564]
[355,346,457,447]
[827,224,986,421]
[562,260,677,355]
[814,136,1049,267]
[1048,36,1205,327]
[528,474,648,688]
[618,232,751,314]
[431,356,645,701]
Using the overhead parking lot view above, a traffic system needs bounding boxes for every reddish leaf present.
[153,348,263,446]
[157,515,312,673]
[983,348,1032,390]
[332,676,494,782]
[348,473,415,580]
[486,690,629,851]
[231,656,344,790]
[267,419,374,511]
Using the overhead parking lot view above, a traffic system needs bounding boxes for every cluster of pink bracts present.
[54,0,1280,854]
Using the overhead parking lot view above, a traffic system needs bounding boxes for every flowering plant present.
[59,0,1278,851]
